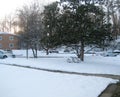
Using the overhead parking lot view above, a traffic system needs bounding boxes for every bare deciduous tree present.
[17,1,43,58]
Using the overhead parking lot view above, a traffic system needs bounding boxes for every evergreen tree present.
[42,2,60,55]
[56,1,110,61]
[43,1,111,61]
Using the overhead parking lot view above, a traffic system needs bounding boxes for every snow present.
[0,32,14,35]
[0,65,117,97]
[0,50,120,75]
[116,38,120,43]
[0,50,119,97]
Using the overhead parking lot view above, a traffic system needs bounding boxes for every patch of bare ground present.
[112,82,120,97]
[99,81,120,97]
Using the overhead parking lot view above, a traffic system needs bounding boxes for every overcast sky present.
[0,0,58,18]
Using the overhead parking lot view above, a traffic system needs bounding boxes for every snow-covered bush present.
[67,57,81,63]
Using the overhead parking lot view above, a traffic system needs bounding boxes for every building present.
[0,32,20,50]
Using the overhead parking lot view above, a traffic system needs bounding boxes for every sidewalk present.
[1,62,120,80]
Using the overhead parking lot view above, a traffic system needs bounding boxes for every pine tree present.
[43,1,112,61]
[42,2,60,55]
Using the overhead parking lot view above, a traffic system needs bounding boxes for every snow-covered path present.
[1,62,120,79]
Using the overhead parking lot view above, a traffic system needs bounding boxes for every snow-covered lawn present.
[0,50,120,75]
[0,50,119,97]
[0,65,117,97]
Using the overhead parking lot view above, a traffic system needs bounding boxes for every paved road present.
[1,63,120,80]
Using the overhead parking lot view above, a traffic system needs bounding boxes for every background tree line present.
[0,0,120,61]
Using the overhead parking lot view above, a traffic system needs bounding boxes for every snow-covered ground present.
[0,50,120,75]
[0,50,119,97]
[0,65,117,97]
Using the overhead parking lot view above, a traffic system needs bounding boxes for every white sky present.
[0,0,58,18]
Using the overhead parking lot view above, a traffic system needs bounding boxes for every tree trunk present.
[35,48,38,58]
[32,48,38,58]
[32,48,35,58]
[26,48,28,59]
[26,44,29,59]
[80,41,84,61]
[46,48,49,55]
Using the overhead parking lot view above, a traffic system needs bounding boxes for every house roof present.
[0,32,16,35]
